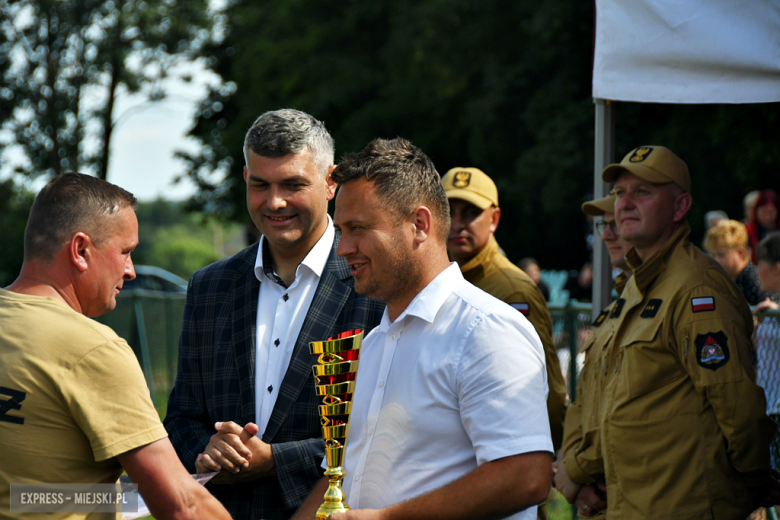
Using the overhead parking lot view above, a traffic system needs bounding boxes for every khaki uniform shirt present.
[597,223,775,519]
[561,274,628,520]
[562,274,628,481]
[460,237,568,450]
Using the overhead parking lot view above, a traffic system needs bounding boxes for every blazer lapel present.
[231,244,261,426]
[263,235,351,442]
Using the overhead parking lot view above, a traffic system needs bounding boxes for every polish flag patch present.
[511,303,530,316]
[691,297,715,313]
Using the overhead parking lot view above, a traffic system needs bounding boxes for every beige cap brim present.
[582,195,616,216]
[445,189,493,210]
[602,163,686,190]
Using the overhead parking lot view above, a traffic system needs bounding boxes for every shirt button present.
[378,381,384,387]
[354,476,360,481]
[390,334,396,341]
[283,293,289,302]
[368,428,374,435]
[267,385,273,393]
[274,338,280,346]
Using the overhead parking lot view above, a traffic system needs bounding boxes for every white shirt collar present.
[379,263,462,330]
[253,214,334,283]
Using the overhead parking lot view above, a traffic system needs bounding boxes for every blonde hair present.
[704,219,748,252]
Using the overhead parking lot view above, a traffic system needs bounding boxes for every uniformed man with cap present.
[442,167,567,520]
[592,146,777,518]
[553,193,632,519]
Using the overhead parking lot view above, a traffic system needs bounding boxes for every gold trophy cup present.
[309,329,364,520]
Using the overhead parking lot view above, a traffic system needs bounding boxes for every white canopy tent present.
[590,0,780,311]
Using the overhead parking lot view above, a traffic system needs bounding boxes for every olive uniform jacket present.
[596,223,775,519]
[560,273,629,520]
[164,236,385,520]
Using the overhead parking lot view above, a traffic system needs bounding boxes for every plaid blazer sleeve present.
[163,246,259,474]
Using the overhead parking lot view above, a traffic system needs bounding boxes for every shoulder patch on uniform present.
[593,309,609,327]
[691,297,715,313]
[510,303,530,316]
[640,299,662,318]
[695,331,730,371]
[610,298,625,318]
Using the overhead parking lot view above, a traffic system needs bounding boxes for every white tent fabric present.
[593,0,780,103]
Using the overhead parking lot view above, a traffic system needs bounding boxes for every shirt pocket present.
[622,318,685,399]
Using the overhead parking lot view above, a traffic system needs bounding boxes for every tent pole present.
[592,98,615,314]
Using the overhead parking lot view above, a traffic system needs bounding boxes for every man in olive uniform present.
[442,167,567,520]
[553,193,632,519]
[594,146,777,518]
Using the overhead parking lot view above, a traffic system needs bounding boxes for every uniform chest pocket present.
[622,319,685,399]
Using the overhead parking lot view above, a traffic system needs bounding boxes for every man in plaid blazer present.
[164,109,384,520]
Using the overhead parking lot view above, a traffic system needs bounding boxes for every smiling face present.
[334,177,421,313]
[80,207,138,317]
[244,149,336,261]
[614,171,689,260]
[447,198,499,265]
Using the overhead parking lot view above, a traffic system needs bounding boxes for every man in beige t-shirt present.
[0,173,231,520]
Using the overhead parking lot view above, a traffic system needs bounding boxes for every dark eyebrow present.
[246,174,310,184]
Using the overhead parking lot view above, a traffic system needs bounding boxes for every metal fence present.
[96,290,185,412]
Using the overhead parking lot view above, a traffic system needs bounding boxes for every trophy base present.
[315,466,350,520]
[315,502,350,520]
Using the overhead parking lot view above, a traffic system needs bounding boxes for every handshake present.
[195,422,275,484]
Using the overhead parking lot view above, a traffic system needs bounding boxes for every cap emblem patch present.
[453,171,471,188]
[629,147,653,163]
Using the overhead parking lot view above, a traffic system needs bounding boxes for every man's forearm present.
[379,452,551,520]
[291,477,328,520]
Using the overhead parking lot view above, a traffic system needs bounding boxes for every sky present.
[107,61,220,202]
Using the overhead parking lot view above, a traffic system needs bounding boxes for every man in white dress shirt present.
[293,137,553,520]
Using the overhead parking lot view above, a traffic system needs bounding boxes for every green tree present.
[149,225,219,279]
[0,179,34,286]
[133,198,241,280]
[179,0,780,269]
[0,0,214,180]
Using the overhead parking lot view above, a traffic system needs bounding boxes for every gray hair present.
[243,109,335,176]
[24,173,137,262]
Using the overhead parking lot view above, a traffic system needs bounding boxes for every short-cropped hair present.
[518,257,539,271]
[757,232,780,265]
[332,138,450,243]
[243,109,334,177]
[24,173,137,262]
[704,219,748,253]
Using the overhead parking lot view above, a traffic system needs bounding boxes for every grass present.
[547,490,577,520]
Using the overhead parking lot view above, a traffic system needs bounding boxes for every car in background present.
[122,265,188,293]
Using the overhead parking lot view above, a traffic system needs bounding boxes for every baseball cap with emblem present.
[442,167,499,210]
[601,146,691,193]
[582,193,617,216]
